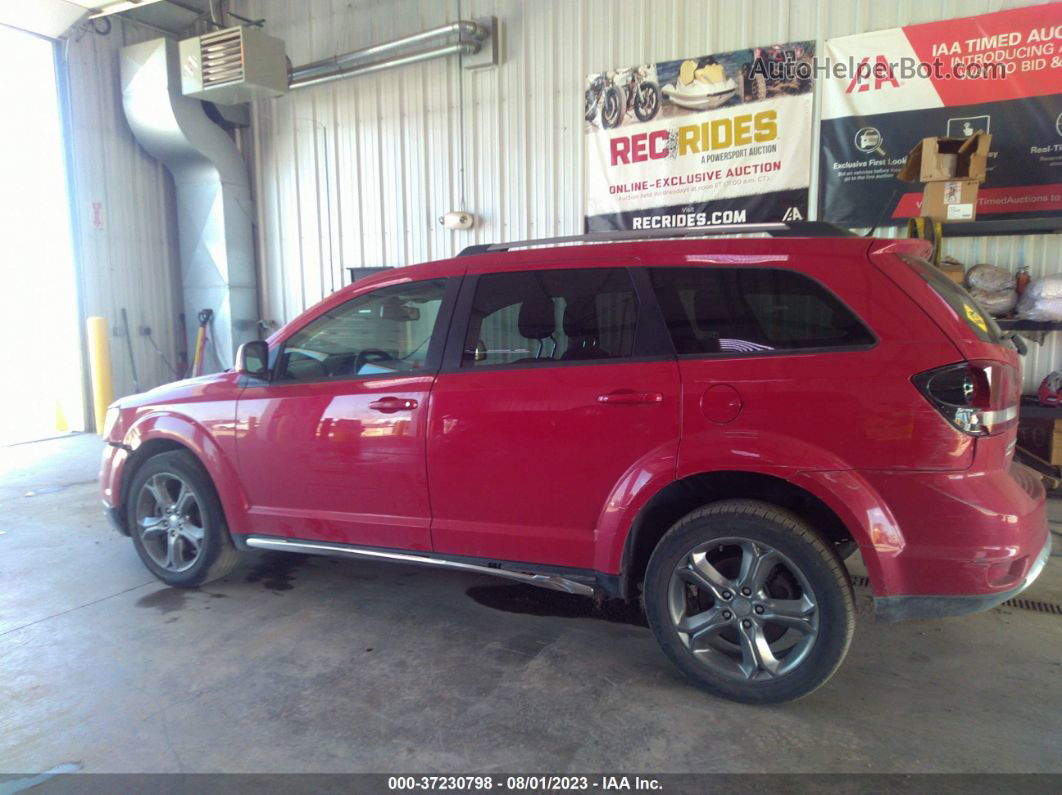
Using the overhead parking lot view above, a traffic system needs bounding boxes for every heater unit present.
[179,26,288,104]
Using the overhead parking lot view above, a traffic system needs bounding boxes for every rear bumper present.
[853,460,1048,606]
[875,531,1051,622]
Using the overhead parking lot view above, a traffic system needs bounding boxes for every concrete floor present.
[1,434,1060,775]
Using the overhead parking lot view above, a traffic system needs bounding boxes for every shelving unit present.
[936,217,1062,238]
[1018,399,1062,420]
[907,216,1062,337]
[996,320,1062,332]
[920,219,1062,451]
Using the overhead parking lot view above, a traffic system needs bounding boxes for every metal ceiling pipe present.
[289,20,486,84]
[120,38,257,373]
[289,41,479,90]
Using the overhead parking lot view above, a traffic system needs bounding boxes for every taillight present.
[913,361,1020,436]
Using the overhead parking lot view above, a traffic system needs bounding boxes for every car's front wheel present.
[643,500,855,703]
[127,450,241,587]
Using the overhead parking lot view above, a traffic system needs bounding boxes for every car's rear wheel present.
[643,499,854,703]
[127,450,241,587]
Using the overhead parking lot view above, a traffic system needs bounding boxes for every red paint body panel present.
[857,460,1047,597]
[427,360,680,567]
[235,374,435,550]
[100,372,251,535]
[98,235,1047,605]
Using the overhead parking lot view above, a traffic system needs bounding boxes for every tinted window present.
[649,267,874,355]
[898,254,1002,344]
[278,279,448,381]
[463,268,637,367]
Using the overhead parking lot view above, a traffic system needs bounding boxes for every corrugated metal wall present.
[66,0,1060,398]
[878,229,1062,390]
[237,0,1060,389]
[64,20,185,400]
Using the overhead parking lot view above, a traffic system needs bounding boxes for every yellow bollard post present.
[86,316,114,434]
[54,400,69,433]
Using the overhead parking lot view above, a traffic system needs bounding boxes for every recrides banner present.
[820,5,1062,227]
[584,42,815,232]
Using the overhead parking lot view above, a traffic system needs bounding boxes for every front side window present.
[650,267,874,356]
[463,268,638,367]
[278,279,448,381]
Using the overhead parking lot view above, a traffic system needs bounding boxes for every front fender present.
[120,411,251,535]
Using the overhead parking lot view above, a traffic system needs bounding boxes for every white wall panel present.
[64,19,184,401]
[239,0,1059,390]
[68,1,1058,396]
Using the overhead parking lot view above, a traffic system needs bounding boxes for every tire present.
[126,450,241,587]
[584,88,599,124]
[633,81,660,122]
[643,499,854,704]
[749,71,768,102]
[601,85,624,129]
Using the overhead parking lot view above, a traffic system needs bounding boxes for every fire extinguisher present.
[1016,266,1031,298]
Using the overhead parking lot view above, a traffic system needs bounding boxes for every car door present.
[426,262,681,569]
[235,276,457,551]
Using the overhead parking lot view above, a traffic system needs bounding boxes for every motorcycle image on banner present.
[584,41,815,232]
[585,64,662,129]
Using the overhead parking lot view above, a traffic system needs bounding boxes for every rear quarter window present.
[649,266,875,356]
[897,254,1003,344]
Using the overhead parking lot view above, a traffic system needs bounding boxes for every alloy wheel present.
[667,537,819,681]
[134,472,205,573]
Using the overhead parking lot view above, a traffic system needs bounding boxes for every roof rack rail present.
[458,221,855,256]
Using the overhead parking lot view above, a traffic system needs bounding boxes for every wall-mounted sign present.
[91,200,104,231]
[820,4,1062,227]
[584,41,815,232]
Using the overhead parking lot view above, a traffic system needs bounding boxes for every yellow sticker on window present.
[964,303,988,333]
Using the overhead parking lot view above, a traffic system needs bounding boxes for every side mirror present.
[236,340,270,379]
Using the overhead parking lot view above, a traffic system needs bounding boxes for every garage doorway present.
[0,24,85,445]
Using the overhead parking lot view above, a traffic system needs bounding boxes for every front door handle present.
[597,390,664,405]
[369,397,419,413]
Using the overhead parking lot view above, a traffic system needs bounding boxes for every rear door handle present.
[597,390,664,405]
[369,397,419,413]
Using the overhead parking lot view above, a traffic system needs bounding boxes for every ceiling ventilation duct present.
[180,26,288,105]
[286,18,496,90]
[120,37,257,372]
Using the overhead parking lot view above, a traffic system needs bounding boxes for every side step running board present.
[244,536,597,597]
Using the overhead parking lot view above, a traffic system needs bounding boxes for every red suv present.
[100,226,1050,703]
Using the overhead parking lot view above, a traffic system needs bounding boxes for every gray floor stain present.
[244,552,308,592]
[135,588,191,614]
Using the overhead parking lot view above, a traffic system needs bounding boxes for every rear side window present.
[897,254,1002,344]
[649,267,875,356]
[463,268,638,367]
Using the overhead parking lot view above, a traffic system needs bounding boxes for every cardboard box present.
[939,259,965,284]
[898,133,991,183]
[1017,416,1062,467]
[923,179,980,221]
[897,132,992,223]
